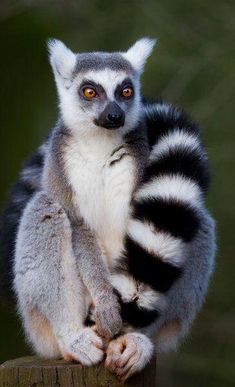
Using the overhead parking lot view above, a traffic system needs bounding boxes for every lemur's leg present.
[105,332,153,382]
[14,192,104,365]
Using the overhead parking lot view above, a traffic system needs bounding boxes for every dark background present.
[0,1,234,386]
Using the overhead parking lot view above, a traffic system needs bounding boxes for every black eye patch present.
[78,80,106,99]
[115,78,134,101]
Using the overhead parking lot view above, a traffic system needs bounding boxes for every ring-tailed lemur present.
[0,38,216,381]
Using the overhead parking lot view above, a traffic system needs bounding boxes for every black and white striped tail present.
[116,101,210,328]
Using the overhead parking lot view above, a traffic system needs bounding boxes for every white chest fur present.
[64,131,136,265]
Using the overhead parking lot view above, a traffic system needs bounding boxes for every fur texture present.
[109,100,213,336]
[0,38,216,380]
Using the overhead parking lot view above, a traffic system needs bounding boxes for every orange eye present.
[122,87,133,98]
[83,87,97,99]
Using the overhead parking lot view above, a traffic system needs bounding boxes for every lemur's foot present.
[59,327,104,366]
[105,332,153,381]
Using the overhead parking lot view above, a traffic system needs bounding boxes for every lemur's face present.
[48,38,155,136]
[76,69,136,130]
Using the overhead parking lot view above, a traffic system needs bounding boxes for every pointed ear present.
[48,39,76,86]
[123,38,156,73]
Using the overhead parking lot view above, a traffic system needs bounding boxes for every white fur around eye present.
[75,69,129,100]
[56,67,142,136]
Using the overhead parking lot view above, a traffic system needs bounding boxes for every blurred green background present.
[0,0,234,386]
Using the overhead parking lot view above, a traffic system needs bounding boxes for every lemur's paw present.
[60,327,104,366]
[94,291,122,339]
[105,332,153,381]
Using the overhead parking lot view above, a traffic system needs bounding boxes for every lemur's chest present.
[64,136,136,264]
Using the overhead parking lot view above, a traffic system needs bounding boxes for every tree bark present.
[0,355,156,386]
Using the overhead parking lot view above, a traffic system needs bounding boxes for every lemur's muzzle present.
[95,102,125,129]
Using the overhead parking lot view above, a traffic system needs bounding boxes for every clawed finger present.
[105,355,120,372]
[120,365,136,382]
[105,340,125,371]
[116,345,137,368]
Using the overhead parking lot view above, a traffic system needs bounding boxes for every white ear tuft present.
[123,37,156,73]
[48,39,76,82]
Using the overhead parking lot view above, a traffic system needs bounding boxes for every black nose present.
[94,102,125,129]
[107,113,122,125]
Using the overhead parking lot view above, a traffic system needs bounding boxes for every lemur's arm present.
[71,222,122,339]
[40,133,123,340]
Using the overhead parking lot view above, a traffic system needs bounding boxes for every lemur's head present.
[48,38,155,136]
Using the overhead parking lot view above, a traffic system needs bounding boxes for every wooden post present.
[0,355,156,386]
